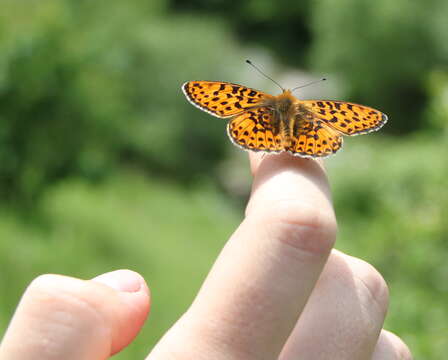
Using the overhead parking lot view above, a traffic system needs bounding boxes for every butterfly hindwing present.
[302,100,387,136]
[227,108,343,158]
[183,81,271,118]
[290,121,343,158]
[227,107,283,152]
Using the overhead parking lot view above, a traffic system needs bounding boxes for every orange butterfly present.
[182,62,387,158]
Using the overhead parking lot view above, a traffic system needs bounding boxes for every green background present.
[1,0,447,358]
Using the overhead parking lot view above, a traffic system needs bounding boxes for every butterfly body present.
[182,81,387,158]
[263,90,295,130]
[258,90,307,148]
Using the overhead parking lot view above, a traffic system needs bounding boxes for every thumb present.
[0,270,150,360]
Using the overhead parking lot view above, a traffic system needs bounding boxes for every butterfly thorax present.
[262,90,308,143]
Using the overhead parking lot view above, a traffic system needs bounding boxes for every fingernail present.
[92,270,143,293]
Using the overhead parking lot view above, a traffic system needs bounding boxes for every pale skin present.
[0,153,412,359]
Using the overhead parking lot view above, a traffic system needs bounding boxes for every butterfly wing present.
[290,120,343,158]
[228,108,343,158]
[301,100,387,135]
[183,81,272,118]
[227,107,283,152]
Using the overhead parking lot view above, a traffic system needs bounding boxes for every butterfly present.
[182,66,387,158]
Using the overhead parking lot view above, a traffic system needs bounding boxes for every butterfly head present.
[276,91,295,112]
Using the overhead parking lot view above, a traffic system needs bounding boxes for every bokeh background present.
[1,0,447,358]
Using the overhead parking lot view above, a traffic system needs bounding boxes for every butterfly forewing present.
[183,81,271,118]
[302,100,387,136]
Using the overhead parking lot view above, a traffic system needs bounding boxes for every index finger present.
[153,153,337,359]
[247,152,333,221]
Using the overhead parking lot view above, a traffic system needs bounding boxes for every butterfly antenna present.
[246,60,284,92]
[291,78,327,92]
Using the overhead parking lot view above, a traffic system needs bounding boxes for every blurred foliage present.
[0,0,242,204]
[309,0,448,135]
[0,0,447,359]
[170,0,448,135]
[169,0,312,68]
[328,133,448,357]
[0,174,239,359]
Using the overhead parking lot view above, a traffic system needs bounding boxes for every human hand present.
[0,154,412,359]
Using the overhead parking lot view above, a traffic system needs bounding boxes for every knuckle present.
[352,259,389,315]
[28,274,66,296]
[256,199,337,257]
[374,330,413,360]
[23,275,112,357]
[396,342,413,360]
[387,331,413,360]
[27,274,110,326]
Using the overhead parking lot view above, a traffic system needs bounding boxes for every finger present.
[0,270,150,360]
[151,153,337,359]
[279,250,389,359]
[246,153,333,221]
[249,152,265,175]
[372,330,413,360]
[249,152,324,177]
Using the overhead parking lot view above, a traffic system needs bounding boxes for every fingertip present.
[92,269,148,294]
[248,152,265,175]
[246,152,332,219]
[373,330,413,360]
[249,152,326,178]
[91,270,151,354]
[1,272,150,359]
